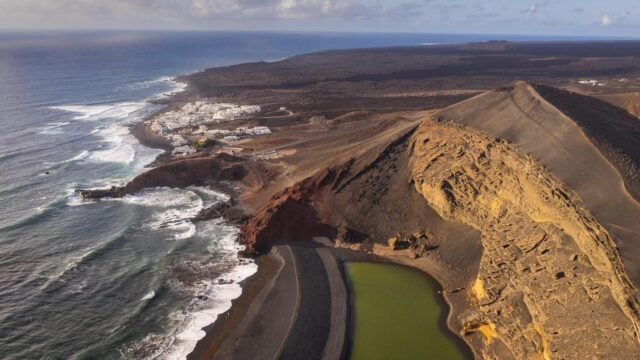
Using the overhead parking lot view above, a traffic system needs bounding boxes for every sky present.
[0,0,638,37]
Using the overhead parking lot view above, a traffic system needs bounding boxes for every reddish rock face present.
[239,168,338,255]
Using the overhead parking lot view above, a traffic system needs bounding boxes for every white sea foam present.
[51,105,115,120]
[266,56,288,63]
[64,77,184,207]
[51,102,147,122]
[43,150,91,169]
[187,186,231,208]
[119,76,176,91]
[66,195,85,207]
[38,121,71,135]
[123,76,188,100]
[65,182,88,207]
[89,124,137,164]
[141,290,156,301]
[51,121,71,126]
[65,150,90,163]
[89,122,163,168]
[118,194,254,360]
[34,193,68,214]
[90,127,102,134]
[51,101,151,164]
[51,76,183,169]
[162,263,257,360]
[153,222,257,360]
[119,188,206,240]
[157,81,187,98]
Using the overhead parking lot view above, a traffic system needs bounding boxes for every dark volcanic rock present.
[192,202,231,222]
[336,224,367,244]
[77,186,126,200]
[124,154,246,193]
[76,153,259,201]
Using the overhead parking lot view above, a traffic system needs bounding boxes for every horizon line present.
[0,28,639,40]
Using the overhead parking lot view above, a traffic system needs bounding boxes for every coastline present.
[130,121,172,152]
[130,121,173,166]
[180,240,476,360]
[24,33,640,360]
[122,40,640,359]
[186,252,282,360]
[123,79,272,359]
[127,82,481,359]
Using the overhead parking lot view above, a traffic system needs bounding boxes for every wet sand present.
[130,122,173,166]
[130,121,171,151]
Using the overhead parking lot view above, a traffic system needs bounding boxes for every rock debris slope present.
[410,119,640,359]
[437,81,640,285]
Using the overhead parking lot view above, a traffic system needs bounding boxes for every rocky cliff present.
[410,119,640,359]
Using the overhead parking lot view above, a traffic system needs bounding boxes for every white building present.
[172,145,196,156]
[205,129,231,137]
[169,134,189,147]
[246,126,272,135]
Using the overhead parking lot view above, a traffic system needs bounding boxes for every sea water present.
[0,30,605,359]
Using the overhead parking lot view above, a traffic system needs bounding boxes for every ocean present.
[0,30,615,359]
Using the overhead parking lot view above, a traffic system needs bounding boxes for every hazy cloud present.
[0,0,424,23]
[524,2,548,17]
[0,0,638,35]
[273,0,423,20]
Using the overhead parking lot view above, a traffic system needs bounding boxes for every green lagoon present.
[346,262,467,360]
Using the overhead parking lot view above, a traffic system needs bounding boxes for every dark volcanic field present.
[178,41,640,116]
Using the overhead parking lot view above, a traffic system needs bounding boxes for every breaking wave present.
[38,121,71,135]
[118,187,204,240]
[123,220,257,360]
[43,150,90,170]
[50,102,147,122]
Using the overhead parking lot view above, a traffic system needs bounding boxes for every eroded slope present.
[437,81,640,285]
[410,119,640,359]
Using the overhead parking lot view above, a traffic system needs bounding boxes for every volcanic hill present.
[84,41,640,359]
[227,81,640,358]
